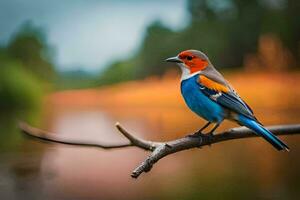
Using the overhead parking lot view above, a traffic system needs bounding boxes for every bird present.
[166,49,289,151]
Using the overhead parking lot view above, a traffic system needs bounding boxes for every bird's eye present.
[186,56,193,61]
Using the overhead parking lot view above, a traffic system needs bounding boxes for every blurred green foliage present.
[6,23,55,82]
[56,69,99,90]
[98,59,136,85]
[98,0,300,85]
[0,22,56,150]
[0,60,43,119]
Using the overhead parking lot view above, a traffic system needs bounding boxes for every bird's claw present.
[165,143,172,148]
[206,132,214,146]
[187,131,205,138]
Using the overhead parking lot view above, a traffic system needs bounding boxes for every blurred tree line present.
[98,0,300,85]
[0,22,56,150]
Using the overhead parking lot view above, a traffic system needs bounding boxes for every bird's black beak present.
[165,56,183,63]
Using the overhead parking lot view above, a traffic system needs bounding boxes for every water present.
[1,104,300,200]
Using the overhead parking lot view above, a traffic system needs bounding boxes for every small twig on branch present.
[19,121,300,179]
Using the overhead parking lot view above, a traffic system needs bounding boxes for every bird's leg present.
[188,122,211,138]
[197,121,211,134]
[206,123,220,143]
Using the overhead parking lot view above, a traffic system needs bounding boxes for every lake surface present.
[1,103,300,200]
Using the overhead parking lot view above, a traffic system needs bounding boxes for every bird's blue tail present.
[239,115,289,151]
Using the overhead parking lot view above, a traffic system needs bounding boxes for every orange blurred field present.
[45,71,300,140]
[49,71,300,110]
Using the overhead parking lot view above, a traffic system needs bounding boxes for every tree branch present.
[19,121,300,179]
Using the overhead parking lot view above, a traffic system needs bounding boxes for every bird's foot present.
[186,132,204,148]
[164,143,172,148]
[206,132,214,146]
[187,131,205,138]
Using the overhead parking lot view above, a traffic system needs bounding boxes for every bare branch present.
[19,121,132,149]
[19,121,300,179]
[130,124,300,178]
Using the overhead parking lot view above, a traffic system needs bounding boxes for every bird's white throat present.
[179,63,201,81]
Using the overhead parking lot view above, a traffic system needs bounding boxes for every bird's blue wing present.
[196,75,256,120]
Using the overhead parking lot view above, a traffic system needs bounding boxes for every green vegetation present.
[0,60,44,120]
[0,22,56,150]
[56,69,99,90]
[98,0,300,85]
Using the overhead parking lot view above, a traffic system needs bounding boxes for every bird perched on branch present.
[166,50,289,151]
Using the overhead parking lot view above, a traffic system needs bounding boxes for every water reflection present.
[41,104,300,199]
[1,104,300,199]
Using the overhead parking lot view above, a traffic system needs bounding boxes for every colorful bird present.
[166,50,289,151]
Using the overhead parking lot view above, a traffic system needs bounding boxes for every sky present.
[0,0,188,72]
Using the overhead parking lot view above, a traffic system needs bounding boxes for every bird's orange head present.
[166,50,210,74]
